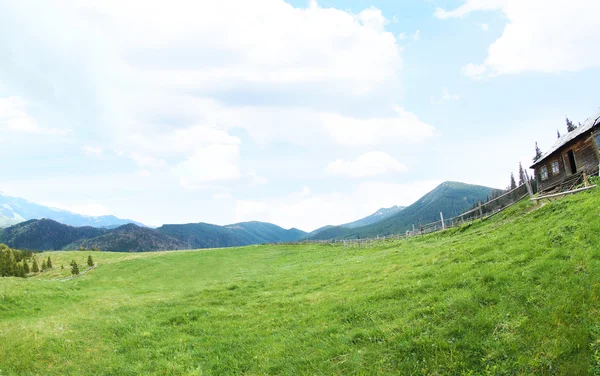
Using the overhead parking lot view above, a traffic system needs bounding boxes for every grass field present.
[1,189,600,375]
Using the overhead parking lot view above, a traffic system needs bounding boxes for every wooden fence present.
[297,181,535,248]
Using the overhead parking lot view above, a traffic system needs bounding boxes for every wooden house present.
[530,109,600,193]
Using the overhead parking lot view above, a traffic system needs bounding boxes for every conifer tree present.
[566,117,576,132]
[42,260,47,271]
[71,261,80,275]
[7,249,16,277]
[87,255,94,267]
[23,261,30,274]
[47,256,52,269]
[510,173,517,190]
[16,263,25,278]
[557,130,561,138]
[32,258,40,273]
[518,163,525,185]
[533,142,543,162]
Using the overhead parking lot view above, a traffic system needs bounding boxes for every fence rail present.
[296,181,533,248]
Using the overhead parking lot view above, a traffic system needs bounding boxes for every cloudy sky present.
[1,0,599,231]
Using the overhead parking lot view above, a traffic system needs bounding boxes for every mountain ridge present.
[0,194,145,229]
[311,181,501,240]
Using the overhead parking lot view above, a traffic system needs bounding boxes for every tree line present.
[0,243,94,278]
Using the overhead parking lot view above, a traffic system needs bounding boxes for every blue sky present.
[1,0,599,231]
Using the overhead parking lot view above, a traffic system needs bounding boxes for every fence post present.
[440,212,445,230]
[478,201,483,218]
[523,171,534,199]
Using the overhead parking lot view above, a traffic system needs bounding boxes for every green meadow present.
[1,189,600,375]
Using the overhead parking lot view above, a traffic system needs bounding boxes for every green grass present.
[1,189,600,375]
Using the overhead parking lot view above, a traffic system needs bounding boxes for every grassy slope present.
[1,190,600,375]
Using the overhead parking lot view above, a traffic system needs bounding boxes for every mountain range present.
[310,182,500,240]
[0,194,144,229]
[0,181,500,252]
[0,219,308,252]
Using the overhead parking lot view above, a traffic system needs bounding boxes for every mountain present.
[66,224,186,253]
[0,194,145,228]
[311,182,499,240]
[0,219,107,251]
[341,205,405,229]
[0,219,307,252]
[157,221,307,249]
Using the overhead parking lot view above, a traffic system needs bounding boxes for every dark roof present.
[531,108,600,168]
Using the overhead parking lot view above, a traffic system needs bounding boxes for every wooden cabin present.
[530,109,600,193]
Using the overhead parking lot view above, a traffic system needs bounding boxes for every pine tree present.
[47,256,53,269]
[71,261,80,276]
[15,263,25,278]
[518,163,525,185]
[23,261,30,274]
[557,129,561,138]
[566,117,576,132]
[32,258,40,273]
[87,255,94,267]
[7,249,16,277]
[42,260,47,271]
[533,142,543,162]
[510,173,517,190]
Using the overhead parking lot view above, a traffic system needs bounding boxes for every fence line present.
[295,182,533,248]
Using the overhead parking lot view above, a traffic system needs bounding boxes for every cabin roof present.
[531,108,600,168]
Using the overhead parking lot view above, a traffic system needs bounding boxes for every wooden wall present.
[535,130,600,192]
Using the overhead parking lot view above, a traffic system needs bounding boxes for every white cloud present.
[356,6,389,32]
[83,146,103,157]
[327,151,408,178]
[324,106,436,146]
[432,87,461,104]
[0,97,69,135]
[235,200,268,223]
[412,30,421,41]
[436,0,600,77]
[41,202,113,217]
[246,171,268,187]
[174,144,242,188]
[434,0,505,19]
[397,32,407,40]
[479,23,489,31]
[213,192,233,200]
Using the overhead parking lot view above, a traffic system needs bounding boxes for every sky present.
[1,0,599,231]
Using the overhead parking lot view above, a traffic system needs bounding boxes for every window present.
[551,160,560,175]
[540,166,549,181]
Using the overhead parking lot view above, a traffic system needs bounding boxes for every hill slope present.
[0,187,598,374]
[157,221,307,248]
[0,219,107,250]
[66,224,186,252]
[0,194,144,228]
[312,181,498,240]
[341,205,405,229]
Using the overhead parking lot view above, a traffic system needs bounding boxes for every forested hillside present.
[312,182,499,240]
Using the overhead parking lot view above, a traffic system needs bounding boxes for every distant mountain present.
[66,224,186,253]
[307,225,335,237]
[0,219,107,251]
[311,182,499,240]
[0,219,307,252]
[0,194,145,228]
[157,221,307,249]
[341,205,405,229]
